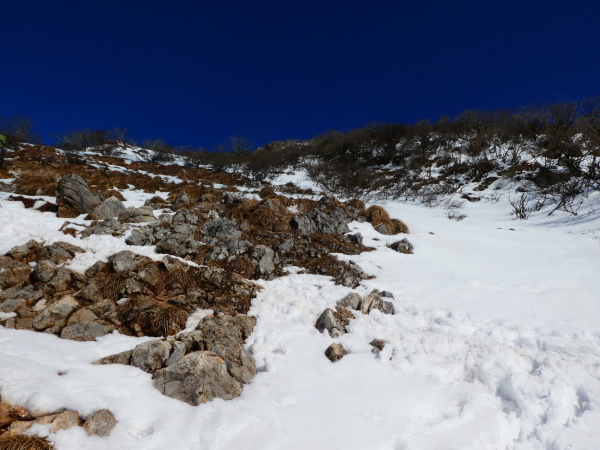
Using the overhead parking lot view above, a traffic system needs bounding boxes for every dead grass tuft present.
[346,198,366,212]
[365,205,409,234]
[0,435,54,450]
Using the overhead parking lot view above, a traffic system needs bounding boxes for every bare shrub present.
[507,192,542,219]
[140,139,176,164]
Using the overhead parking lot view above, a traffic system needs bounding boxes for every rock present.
[336,260,368,289]
[0,402,32,427]
[388,238,414,254]
[32,295,79,331]
[83,409,117,437]
[0,256,32,289]
[172,209,198,225]
[374,223,390,235]
[126,228,154,246]
[6,240,43,262]
[119,206,155,223]
[315,305,355,338]
[89,197,126,220]
[370,339,388,354]
[8,411,81,436]
[359,291,395,315]
[202,218,241,240]
[290,213,316,235]
[93,350,133,365]
[108,251,152,273]
[31,260,57,283]
[222,192,241,205]
[172,192,190,211]
[380,291,394,299]
[39,242,84,264]
[56,174,100,214]
[325,343,347,362]
[348,232,363,245]
[152,351,243,405]
[337,293,361,310]
[61,320,114,341]
[81,218,130,238]
[251,245,275,275]
[130,339,173,373]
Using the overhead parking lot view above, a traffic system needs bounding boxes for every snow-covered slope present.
[2,163,600,449]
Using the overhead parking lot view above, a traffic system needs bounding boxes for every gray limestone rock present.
[60,320,114,341]
[32,296,79,331]
[91,197,126,220]
[171,192,190,211]
[152,351,242,405]
[56,174,100,214]
[83,409,117,437]
[290,213,316,235]
[0,256,32,289]
[337,293,362,310]
[388,238,414,254]
[130,339,173,373]
[31,260,57,283]
[202,218,241,240]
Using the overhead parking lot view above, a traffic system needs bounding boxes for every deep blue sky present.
[2,1,599,149]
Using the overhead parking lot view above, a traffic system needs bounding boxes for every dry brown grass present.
[0,435,53,450]
[365,205,409,234]
[104,189,126,201]
[346,198,366,212]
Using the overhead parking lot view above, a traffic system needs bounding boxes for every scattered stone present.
[31,260,57,283]
[315,305,355,338]
[388,238,414,254]
[370,339,388,354]
[32,296,79,331]
[0,256,32,289]
[325,343,347,362]
[337,293,361,310]
[171,192,190,211]
[374,223,390,235]
[83,409,117,437]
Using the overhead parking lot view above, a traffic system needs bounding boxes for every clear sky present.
[2,0,599,149]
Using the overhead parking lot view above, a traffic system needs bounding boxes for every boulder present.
[81,218,130,238]
[152,351,242,405]
[251,245,276,275]
[89,197,126,220]
[56,174,100,214]
[83,409,117,437]
[325,343,347,362]
[337,293,361,310]
[108,251,152,273]
[61,320,114,341]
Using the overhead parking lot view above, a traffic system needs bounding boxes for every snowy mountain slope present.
[1,152,600,449]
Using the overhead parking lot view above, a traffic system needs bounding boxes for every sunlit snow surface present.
[2,170,600,449]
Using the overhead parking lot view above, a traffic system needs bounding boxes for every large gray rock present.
[171,192,190,211]
[290,213,316,235]
[108,251,152,273]
[83,409,117,437]
[81,218,130,238]
[359,291,395,315]
[152,351,243,405]
[251,245,276,275]
[202,219,241,240]
[337,293,361,310]
[56,174,100,214]
[130,339,173,373]
[90,197,126,220]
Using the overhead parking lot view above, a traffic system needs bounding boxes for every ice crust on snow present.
[1,167,600,448]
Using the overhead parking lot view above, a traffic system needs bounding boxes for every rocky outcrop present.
[95,314,256,405]
[0,242,259,340]
[56,174,100,217]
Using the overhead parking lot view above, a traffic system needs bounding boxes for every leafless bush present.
[507,192,542,219]
[443,199,467,221]
[140,139,176,163]
[539,178,591,216]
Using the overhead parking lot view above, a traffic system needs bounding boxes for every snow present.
[2,168,600,448]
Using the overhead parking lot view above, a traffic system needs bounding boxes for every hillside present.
[1,140,600,449]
